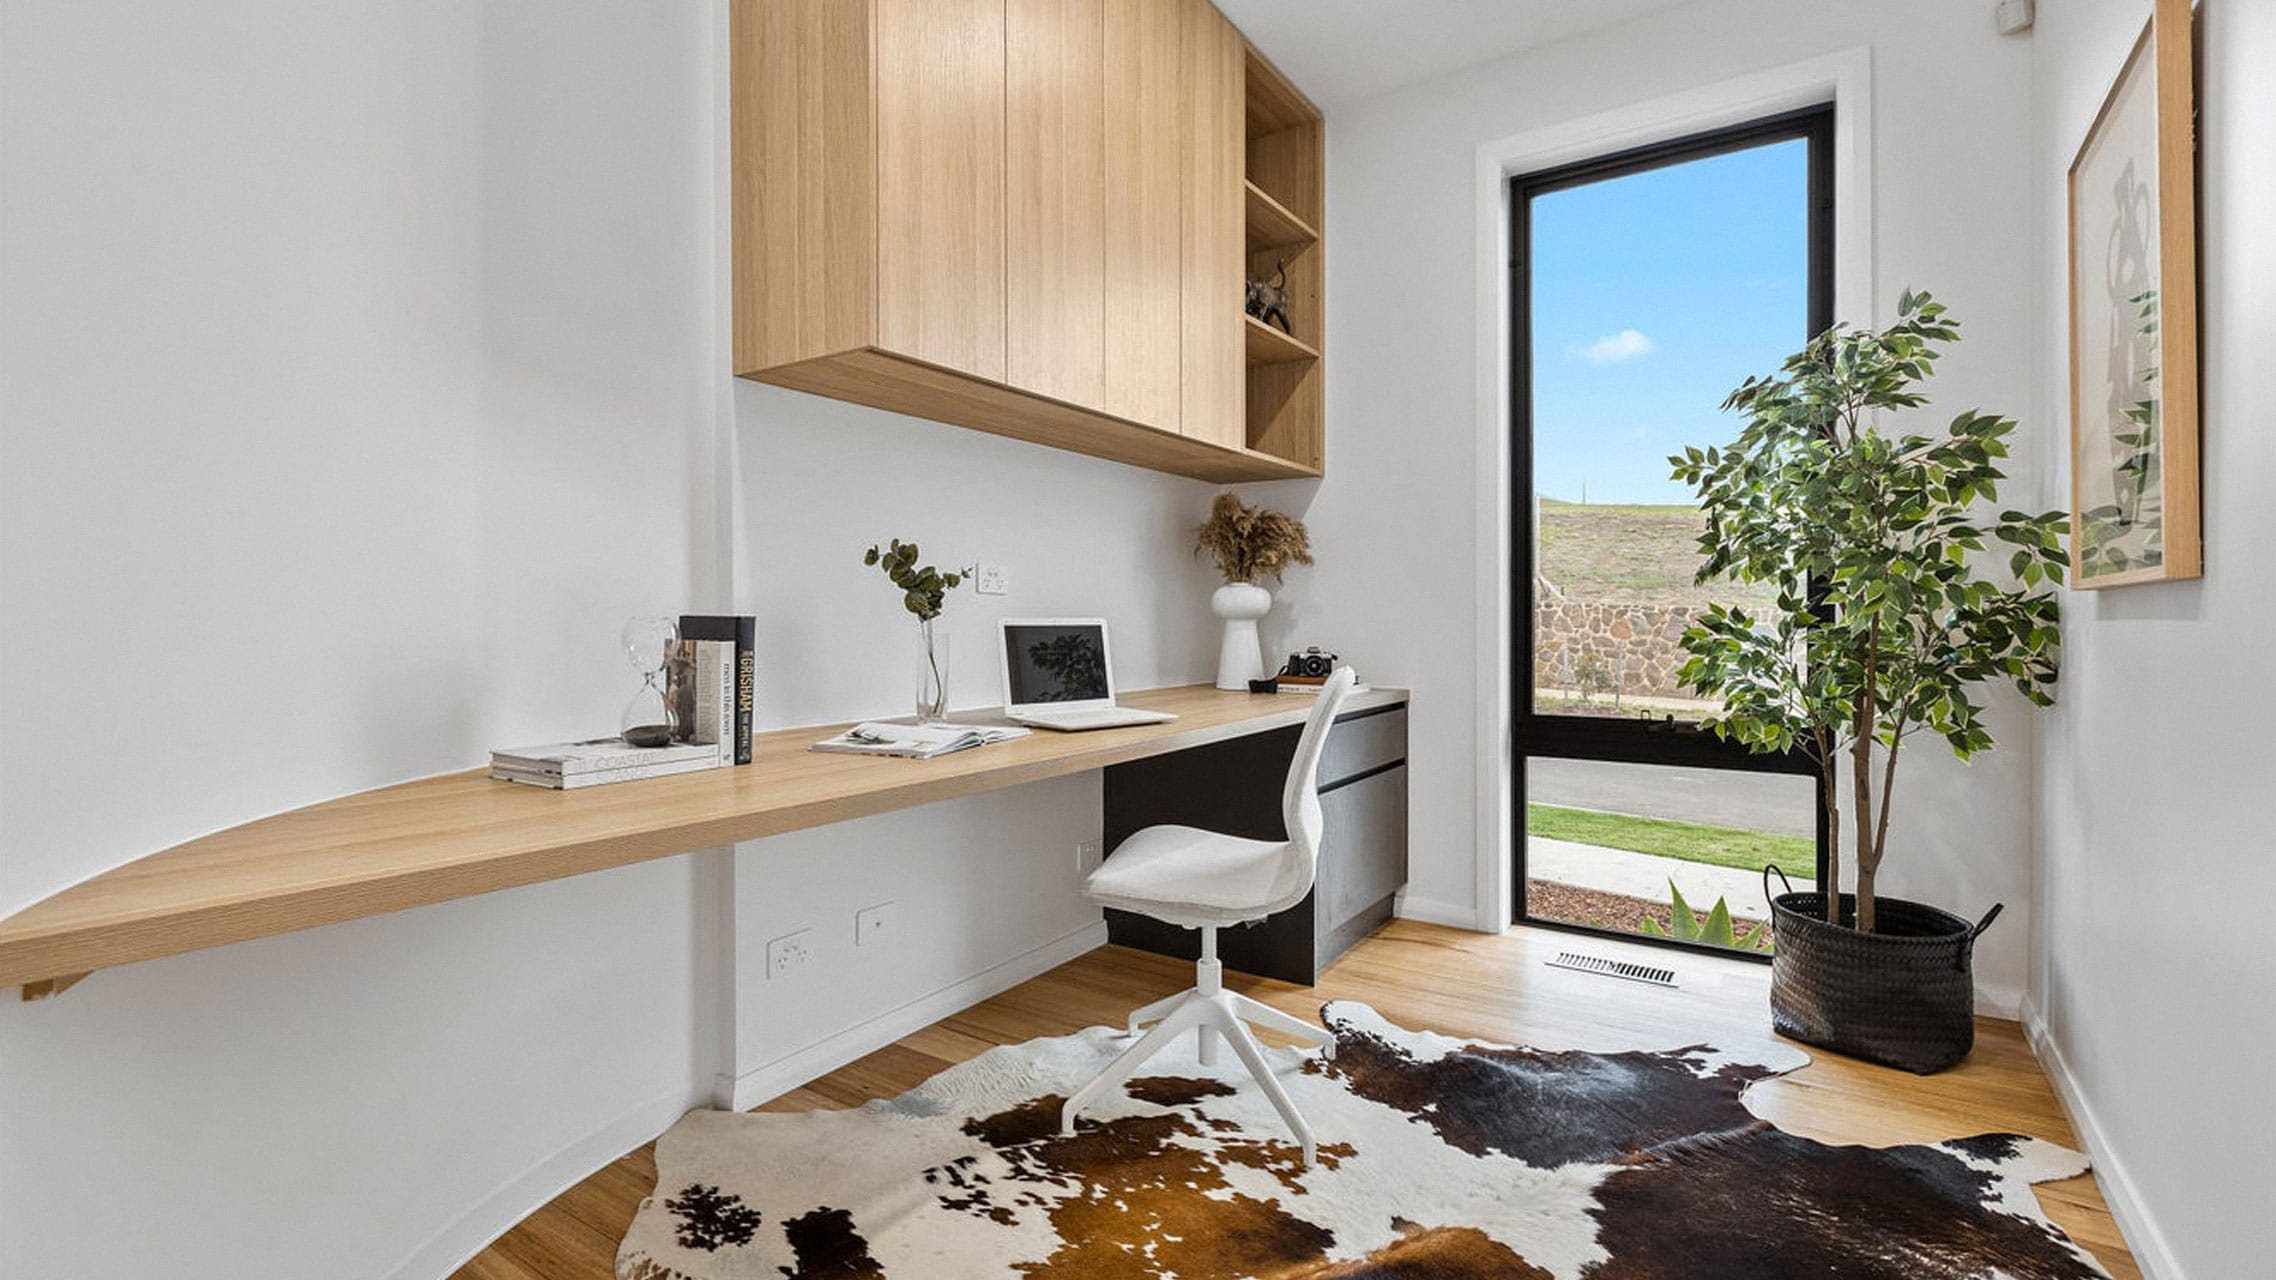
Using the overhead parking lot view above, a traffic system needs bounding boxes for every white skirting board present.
[391,1081,708,1280]
[2022,996,2185,1280]
[717,920,1110,1111]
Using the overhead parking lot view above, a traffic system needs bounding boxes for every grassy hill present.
[1535,499,1777,614]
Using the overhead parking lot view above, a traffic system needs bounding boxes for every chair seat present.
[1082,824,1302,928]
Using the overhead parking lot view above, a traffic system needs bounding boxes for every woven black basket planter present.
[1763,867,2001,1075]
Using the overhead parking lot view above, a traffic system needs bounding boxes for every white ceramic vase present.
[1211,581,1272,691]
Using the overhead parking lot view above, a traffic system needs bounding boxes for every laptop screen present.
[1003,622,1111,706]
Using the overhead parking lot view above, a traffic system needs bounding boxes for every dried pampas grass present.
[1195,492,1313,585]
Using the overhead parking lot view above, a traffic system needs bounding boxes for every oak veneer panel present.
[1242,313,1317,364]
[450,924,2145,1280]
[0,685,1391,988]
[874,0,1005,381]
[756,348,1317,482]
[1243,178,1316,252]
[1177,0,1244,450]
[731,0,874,373]
[1243,43,1317,138]
[1007,0,1107,410]
[1101,0,1183,428]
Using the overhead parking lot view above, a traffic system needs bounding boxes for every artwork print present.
[2067,0,2199,586]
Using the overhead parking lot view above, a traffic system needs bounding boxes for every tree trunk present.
[1820,758,1842,925]
[1851,713,1875,933]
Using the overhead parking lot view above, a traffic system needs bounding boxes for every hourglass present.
[620,615,681,748]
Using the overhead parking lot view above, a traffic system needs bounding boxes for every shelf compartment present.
[1244,314,1319,365]
[1245,180,1317,251]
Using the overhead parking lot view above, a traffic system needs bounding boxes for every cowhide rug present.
[619,1001,2110,1280]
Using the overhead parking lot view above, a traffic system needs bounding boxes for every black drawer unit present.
[1101,702,1409,984]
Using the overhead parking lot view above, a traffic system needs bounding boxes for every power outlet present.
[766,928,815,980]
[855,901,899,948]
[1076,839,1103,875]
[975,562,1009,596]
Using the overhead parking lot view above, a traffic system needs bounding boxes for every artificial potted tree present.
[1672,292,2067,1074]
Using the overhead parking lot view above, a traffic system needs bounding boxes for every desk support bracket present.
[20,972,90,1001]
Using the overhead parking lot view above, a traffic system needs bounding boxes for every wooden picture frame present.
[2067,0,2200,587]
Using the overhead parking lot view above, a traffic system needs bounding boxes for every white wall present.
[0,2,721,1276]
[0,3,1233,1275]
[1286,0,2044,1004]
[2028,3,2276,1278]
[710,383,1225,1108]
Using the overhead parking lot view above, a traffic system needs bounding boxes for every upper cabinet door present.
[875,0,1007,381]
[1100,0,1181,430]
[1006,0,1107,411]
[1178,0,1244,449]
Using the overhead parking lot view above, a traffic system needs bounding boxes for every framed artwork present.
[2067,0,2200,587]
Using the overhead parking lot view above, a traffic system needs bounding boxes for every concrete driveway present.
[1527,757,1816,838]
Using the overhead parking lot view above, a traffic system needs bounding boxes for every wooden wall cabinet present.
[731,0,1324,483]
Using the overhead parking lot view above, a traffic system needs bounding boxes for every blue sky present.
[1529,138,1808,506]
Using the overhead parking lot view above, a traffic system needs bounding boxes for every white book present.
[809,721,1030,760]
[490,754,720,789]
[492,736,720,775]
[693,639,735,767]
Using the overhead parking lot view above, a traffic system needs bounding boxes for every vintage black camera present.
[1279,647,1339,679]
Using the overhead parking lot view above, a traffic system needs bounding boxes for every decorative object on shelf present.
[620,615,682,748]
[1195,492,1312,691]
[2066,0,2199,587]
[864,539,970,724]
[677,615,757,764]
[1670,290,2068,1074]
[1277,647,1340,680]
[1244,258,1293,335]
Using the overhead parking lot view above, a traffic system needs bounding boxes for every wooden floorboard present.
[447,921,2141,1280]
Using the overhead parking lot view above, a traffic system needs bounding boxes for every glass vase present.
[915,619,951,724]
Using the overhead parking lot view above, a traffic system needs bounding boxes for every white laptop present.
[998,618,1178,732]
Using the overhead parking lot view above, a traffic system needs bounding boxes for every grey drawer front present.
[1321,706,1407,787]
[1317,765,1408,931]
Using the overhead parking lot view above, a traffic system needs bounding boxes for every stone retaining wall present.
[1532,577,1696,700]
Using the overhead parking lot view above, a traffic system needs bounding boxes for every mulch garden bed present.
[1525,880,1774,949]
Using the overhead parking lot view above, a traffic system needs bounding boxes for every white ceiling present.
[1215,0,1700,107]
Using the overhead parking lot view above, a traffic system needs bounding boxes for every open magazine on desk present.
[810,721,1031,760]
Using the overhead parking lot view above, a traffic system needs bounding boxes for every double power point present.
[765,900,902,981]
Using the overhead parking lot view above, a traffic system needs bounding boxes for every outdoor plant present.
[1194,492,1313,584]
[1670,292,2068,932]
[1638,882,1771,953]
[862,539,968,622]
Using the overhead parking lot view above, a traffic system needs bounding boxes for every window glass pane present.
[1528,139,1808,720]
[1525,759,1814,953]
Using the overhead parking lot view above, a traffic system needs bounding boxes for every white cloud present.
[1573,328,1654,364]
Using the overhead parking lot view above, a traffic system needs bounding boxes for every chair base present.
[1059,939,1335,1165]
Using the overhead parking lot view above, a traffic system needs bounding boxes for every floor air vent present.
[1547,951,1678,988]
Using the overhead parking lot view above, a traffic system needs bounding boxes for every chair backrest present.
[1279,667,1358,886]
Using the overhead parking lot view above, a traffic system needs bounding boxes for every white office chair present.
[1061,666,1357,1164]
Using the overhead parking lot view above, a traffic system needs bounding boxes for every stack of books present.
[491,737,724,789]
[491,613,757,790]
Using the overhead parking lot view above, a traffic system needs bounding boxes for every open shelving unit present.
[1240,43,1325,473]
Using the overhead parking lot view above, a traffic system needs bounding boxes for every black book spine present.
[680,615,756,765]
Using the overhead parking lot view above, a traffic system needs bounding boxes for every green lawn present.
[1527,802,1815,878]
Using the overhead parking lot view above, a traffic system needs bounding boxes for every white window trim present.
[1468,49,1876,933]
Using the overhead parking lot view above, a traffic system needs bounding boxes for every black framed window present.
[1511,105,1834,958]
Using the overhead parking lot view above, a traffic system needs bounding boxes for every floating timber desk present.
[0,684,1409,996]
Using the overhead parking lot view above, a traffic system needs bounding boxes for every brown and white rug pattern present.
[619,1001,2110,1279]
